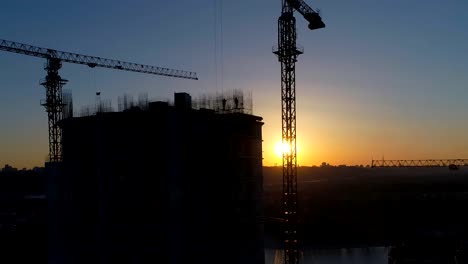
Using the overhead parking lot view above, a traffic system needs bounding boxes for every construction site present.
[46,91,264,263]
[0,1,326,263]
[5,1,468,264]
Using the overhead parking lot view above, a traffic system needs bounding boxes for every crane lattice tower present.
[0,39,198,162]
[273,1,325,263]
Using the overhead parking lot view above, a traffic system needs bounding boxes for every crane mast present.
[41,58,68,162]
[273,1,324,263]
[0,39,198,162]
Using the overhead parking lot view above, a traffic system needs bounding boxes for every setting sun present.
[274,141,290,158]
[274,141,301,158]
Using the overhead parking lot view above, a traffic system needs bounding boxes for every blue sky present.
[2,0,468,168]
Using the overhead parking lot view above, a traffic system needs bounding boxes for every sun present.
[274,141,291,158]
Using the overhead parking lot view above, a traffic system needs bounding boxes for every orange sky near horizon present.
[4,80,468,170]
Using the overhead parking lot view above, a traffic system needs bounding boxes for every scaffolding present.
[192,89,253,114]
[117,93,149,112]
[62,89,73,119]
[77,90,253,117]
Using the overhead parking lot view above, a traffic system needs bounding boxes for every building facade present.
[49,93,264,264]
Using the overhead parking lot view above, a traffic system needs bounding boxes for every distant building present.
[2,164,17,173]
[48,92,264,264]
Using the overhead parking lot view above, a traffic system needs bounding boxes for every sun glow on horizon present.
[274,141,290,158]
[274,141,301,158]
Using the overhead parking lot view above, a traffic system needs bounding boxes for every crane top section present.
[0,39,198,80]
[284,0,325,30]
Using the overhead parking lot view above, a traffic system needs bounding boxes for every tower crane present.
[273,1,324,263]
[0,39,198,163]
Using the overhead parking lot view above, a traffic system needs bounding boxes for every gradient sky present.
[2,0,468,168]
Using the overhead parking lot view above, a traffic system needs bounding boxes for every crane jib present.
[0,38,198,80]
[0,37,198,163]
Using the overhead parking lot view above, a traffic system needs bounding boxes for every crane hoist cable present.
[213,0,224,93]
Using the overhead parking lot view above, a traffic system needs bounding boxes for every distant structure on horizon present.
[371,159,468,169]
[47,91,264,264]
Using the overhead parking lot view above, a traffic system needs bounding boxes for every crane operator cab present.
[305,13,325,30]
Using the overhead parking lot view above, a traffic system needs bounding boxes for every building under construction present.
[49,91,264,264]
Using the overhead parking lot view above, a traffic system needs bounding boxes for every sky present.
[2,0,468,168]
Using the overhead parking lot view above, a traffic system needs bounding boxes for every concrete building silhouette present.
[48,92,264,264]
